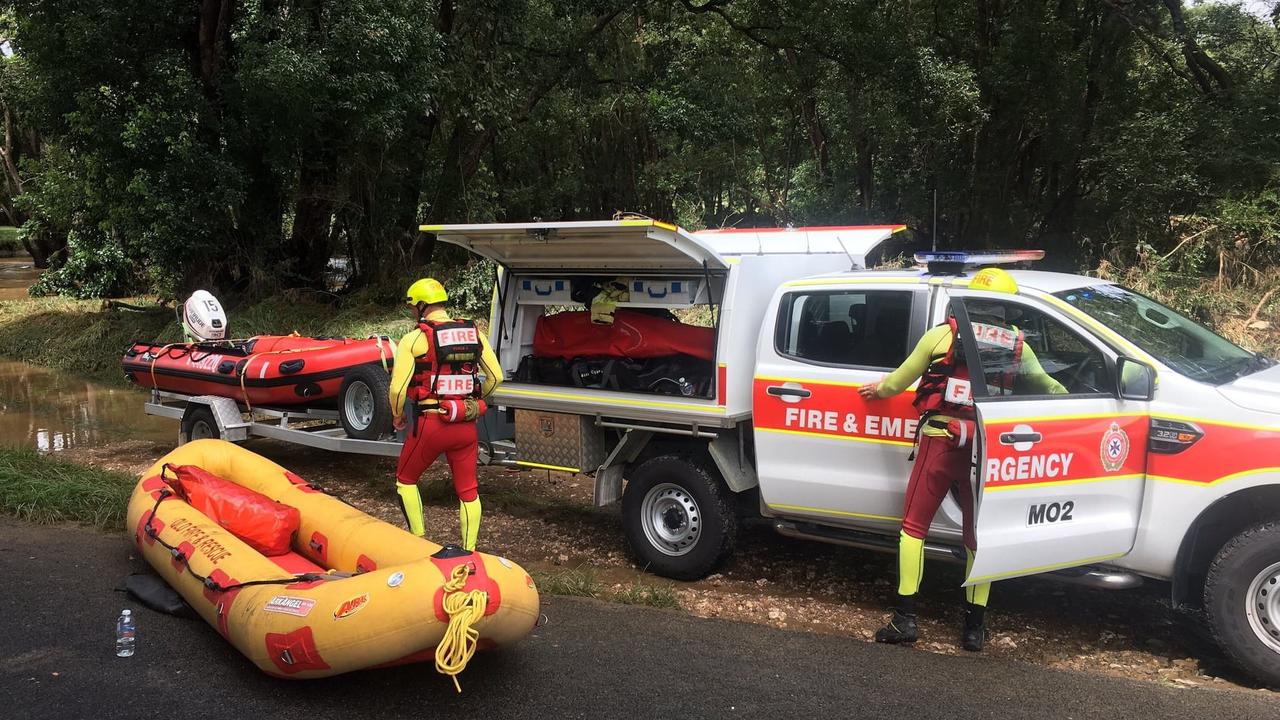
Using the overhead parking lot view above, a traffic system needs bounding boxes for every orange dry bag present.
[162,464,301,556]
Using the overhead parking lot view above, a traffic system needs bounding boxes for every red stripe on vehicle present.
[1148,420,1280,485]
[981,415,1148,490]
[752,378,920,445]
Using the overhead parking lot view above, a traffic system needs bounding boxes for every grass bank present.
[0,448,137,530]
[0,226,18,254]
[0,283,467,384]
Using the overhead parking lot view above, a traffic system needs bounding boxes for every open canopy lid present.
[422,220,729,271]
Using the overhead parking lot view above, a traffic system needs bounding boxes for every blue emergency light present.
[914,249,1045,274]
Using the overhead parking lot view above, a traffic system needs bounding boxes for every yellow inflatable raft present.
[125,439,539,683]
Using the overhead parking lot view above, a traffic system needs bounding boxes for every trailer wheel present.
[339,365,393,440]
[1205,520,1280,688]
[180,406,220,443]
[622,455,737,581]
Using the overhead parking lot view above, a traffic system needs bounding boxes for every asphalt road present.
[1,518,1274,720]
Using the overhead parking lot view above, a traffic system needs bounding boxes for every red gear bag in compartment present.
[162,464,301,557]
[533,310,715,361]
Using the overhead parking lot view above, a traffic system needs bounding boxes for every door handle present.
[999,432,1043,446]
[766,385,811,399]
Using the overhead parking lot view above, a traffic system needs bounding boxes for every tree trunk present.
[287,145,339,289]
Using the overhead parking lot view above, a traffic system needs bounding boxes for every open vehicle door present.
[947,295,1153,585]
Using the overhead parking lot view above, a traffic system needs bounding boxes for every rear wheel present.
[622,455,737,581]
[180,406,220,443]
[1205,520,1280,688]
[339,364,392,440]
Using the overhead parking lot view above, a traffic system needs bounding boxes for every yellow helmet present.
[405,278,448,306]
[970,267,1018,294]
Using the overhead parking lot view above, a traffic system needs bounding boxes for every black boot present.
[874,595,919,645]
[961,602,987,652]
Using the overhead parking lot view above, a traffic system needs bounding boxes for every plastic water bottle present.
[116,609,136,657]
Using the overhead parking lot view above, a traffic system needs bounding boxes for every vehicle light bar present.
[913,250,1045,266]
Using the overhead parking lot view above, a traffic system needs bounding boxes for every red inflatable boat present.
[122,335,396,438]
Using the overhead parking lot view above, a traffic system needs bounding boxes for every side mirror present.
[1116,356,1156,402]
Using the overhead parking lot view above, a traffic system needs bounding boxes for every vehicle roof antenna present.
[835,233,860,270]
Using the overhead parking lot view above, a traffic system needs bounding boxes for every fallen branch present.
[103,299,171,314]
[1245,287,1277,327]
[1161,224,1216,262]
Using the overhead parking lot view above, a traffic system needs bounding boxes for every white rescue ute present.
[422,220,1280,687]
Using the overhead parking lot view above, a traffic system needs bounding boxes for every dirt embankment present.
[69,437,1276,697]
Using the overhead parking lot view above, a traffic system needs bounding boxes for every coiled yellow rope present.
[435,563,488,693]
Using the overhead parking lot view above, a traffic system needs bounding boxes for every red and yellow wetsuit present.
[874,323,1065,606]
[389,309,502,550]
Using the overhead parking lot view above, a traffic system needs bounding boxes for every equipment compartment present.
[628,278,703,306]
[516,277,573,304]
[514,409,612,473]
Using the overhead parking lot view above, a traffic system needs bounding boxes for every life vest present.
[914,317,1025,418]
[408,319,483,405]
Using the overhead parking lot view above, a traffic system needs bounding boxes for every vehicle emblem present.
[1100,422,1130,472]
[539,417,555,436]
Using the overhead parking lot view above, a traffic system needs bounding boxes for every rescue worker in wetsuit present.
[390,278,503,551]
[858,268,1067,651]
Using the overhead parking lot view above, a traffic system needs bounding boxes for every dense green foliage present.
[0,1,1278,297]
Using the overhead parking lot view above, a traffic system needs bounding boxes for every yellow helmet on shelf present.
[405,278,448,306]
[970,267,1019,294]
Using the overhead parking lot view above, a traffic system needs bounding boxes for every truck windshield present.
[1052,284,1268,385]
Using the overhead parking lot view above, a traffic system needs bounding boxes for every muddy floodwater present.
[0,360,175,451]
[0,257,41,302]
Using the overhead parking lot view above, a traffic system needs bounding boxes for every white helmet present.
[180,290,228,342]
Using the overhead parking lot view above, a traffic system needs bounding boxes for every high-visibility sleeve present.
[877,325,953,398]
[1018,343,1069,395]
[477,331,503,399]
[389,328,427,422]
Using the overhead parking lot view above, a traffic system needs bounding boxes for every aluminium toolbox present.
[513,409,612,473]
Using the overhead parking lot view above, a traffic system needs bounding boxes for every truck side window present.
[776,291,913,369]
[960,299,1110,396]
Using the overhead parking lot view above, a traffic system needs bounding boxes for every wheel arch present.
[1172,485,1280,608]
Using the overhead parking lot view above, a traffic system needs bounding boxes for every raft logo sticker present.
[387,571,405,588]
[1100,422,1130,472]
[334,593,370,620]
[264,596,316,617]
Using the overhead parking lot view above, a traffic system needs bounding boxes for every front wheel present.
[338,365,392,440]
[621,455,737,581]
[1205,520,1280,687]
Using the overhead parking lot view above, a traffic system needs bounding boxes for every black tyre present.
[1205,520,1280,688]
[180,406,220,443]
[622,455,737,581]
[338,364,392,440]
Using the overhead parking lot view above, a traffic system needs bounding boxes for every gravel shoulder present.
[65,438,1277,695]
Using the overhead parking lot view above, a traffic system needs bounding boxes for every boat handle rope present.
[141,486,331,594]
[435,563,489,693]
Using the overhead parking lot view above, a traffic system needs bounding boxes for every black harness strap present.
[142,486,336,594]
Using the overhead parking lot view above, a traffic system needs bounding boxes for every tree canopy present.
[1,0,1277,297]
